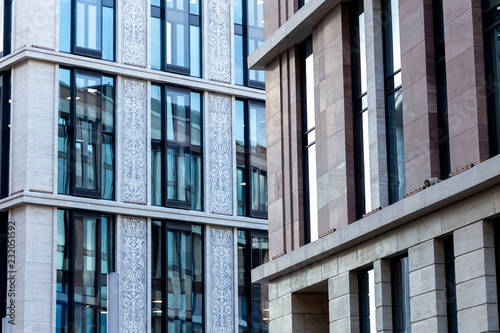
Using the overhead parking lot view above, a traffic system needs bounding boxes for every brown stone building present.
[249,0,500,331]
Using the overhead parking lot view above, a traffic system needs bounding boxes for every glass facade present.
[58,68,115,199]
[391,256,411,333]
[56,210,115,333]
[237,230,269,333]
[236,99,268,218]
[1,0,12,57]
[151,0,201,76]
[359,268,375,333]
[383,0,405,203]
[151,84,203,210]
[59,0,115,60]
[151,221,204,333]
[302,36,317,243]
[234,0,265,88]
[351,0,371,218]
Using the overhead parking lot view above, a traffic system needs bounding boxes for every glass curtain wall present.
[151,84,203,210]
[383,0,405,203]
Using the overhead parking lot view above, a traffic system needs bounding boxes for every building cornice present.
[0,46,266,101]
[248,0,344,70]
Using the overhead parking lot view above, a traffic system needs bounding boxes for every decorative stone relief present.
[123,0,147,66]
[122,79,147,204]
[208,227,234,332]
[208,94,232,215]
[208,0,231,82]
[121,217,147,332]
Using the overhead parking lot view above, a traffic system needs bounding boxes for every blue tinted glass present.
[190,0,200,15]
[151,150,162,205]
[234,0,243,25]
[190,92,201,146]
[235,35,244,85]
[151,17,162,70]
[151,0,161,7]
[191,155,202,210]
[60,0,72,52]
[190,25,201,77]
[76,0,102,52]
[235,100,245,147]
[387,88,405,203]
[102,7,114,61]
[151,85,162,140]
[166,12,189,69]
[101,76,114,133]
[101,139,114,200]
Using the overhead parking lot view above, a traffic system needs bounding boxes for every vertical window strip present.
[0,71,10,198]
[391,256,411,333]
[359,268,376,333]
[444,236,457,333]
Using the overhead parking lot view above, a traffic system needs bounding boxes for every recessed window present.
[58,68,115,200]
[391,255,411,333]
[0,71,10,199]
[236,99,267,218]
[151,0,201,76]
[1,0,12,57]
[151,84,203,210]
[59,0,115,61]
[359,268,376,333]
[444,236,457,332]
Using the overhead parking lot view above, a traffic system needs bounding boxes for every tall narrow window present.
[151,0,201,76]
[359,268,376,333]
[495,223,500,322]
[433,0,450,179]
[1,0,12,56]
[56,210,115,333]
[59,0,114,60]
[383,0,405,203]
[58,68,115,199]
[151,84,203,210]
[352,0,371,218]
[0,71,10,199]
[444,236,457,333]
[237,230,269,333]
[391,255,411,333]
[301,36,317,243]
[151,221,204,333]
[234,0,265,88]
[236,99,267,218]
[483,0,500,156]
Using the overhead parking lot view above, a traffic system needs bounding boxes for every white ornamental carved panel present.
[209,227,234,333]
[208,0,231,82]
[123,0,147,66]
[208,94,232,215]
[122,79,147,203]
[121,217,147,332]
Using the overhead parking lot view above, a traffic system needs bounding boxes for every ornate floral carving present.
[208,0,231,82]
[123,0,147,66]
[209,94,232,215]
[209,227,234,332]
[122,79,147,204]
[121,217,147,332]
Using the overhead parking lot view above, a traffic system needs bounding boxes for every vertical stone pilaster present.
[374,259,392,332]
[408,239,448,332]
[120,216,147,332]
[122,0,147,67]
[121,78,147,204]
[454,220,499,332]
[207,93,233,215]
[206,226,235,332]
[328,272,359,332]
[207,0,231,82]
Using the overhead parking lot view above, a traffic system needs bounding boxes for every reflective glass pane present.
[152,85,162,140]
[190,0,200,15]
[101,138,114,199]
[387,89,405,203]
[152,150,163,205]
[152,221,162,278]
[102,6,114,60]
[101,76,114,133]
[152,17,162,70]
[166,7,189,69]
[152,289,163,333]
[190,25,201,77]
[234,0,243,25]
[249,103,267,213]
[190,92,201,146]
[191,154,202,210]
[235,35,244,86]
[60,0,72,52]
[166,89,189,143]
[236,100,246,214]
[384,0,401,76]
[76,0,102,52]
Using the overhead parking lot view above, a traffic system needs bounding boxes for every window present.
[151,84,203,210]
[236,99,267,218]
[151,221,204,333]
[58,68,115,199]
[237,230,269,333]
[0,0,12,57]
[351,0,370,218]
[59,0,115,60]
[358,268,375,333]
[483,0,500,156]
[56,210,115,333]
[495,223,500,322]
[0,71,10,199]
[383,0,405,203]
[444,236,457,333]
[391,255,411,333]
[301,36,317,243]
[433,0,450,179]
[234,0,265,88]
[151,0,201,76]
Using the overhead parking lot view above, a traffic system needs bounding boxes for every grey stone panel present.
[208,93,233,215]
[122,78,147,204]
[208,0,231,82]
[121,216,147,332]
[122,0,147,66]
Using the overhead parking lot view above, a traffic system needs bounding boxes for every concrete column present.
[328,272,359,332]
[454,220,499,332]
[374,259,392,332]
[364,0,389,209]
[399,0,440,192]
[408,239,448,332]
[442,0,489,171]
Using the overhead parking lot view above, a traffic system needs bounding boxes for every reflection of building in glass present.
[250,0,500,331]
